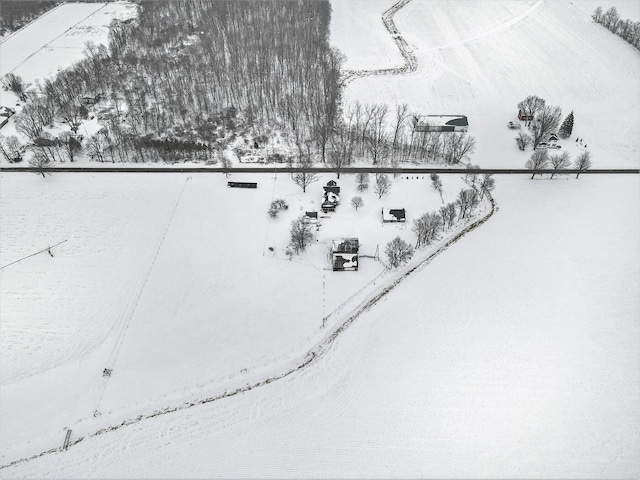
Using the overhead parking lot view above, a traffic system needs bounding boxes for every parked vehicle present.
[536,142,549,149]
[507,121,520,129]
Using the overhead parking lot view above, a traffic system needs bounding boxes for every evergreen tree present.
[559,111,574,138]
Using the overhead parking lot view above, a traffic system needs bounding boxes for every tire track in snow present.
[424,0,545,52]
[91,177,192,417]
[0,191,497,471]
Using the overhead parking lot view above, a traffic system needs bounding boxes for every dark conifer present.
[559,111,574,138]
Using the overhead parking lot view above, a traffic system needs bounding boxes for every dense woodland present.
[5,0,477,167]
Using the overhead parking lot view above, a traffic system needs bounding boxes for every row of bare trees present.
[412,183,490,250]
[327,102,476,174]
[592,6,640,50]
[526,150,593,179]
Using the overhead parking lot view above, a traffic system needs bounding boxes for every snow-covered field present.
[334,0,640,169]
[1,0,639,477]
[1,169,477,464]
[2,174,638,478]
[0,2,137,108]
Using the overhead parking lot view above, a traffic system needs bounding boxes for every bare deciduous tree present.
[366,104,389,165]
[515,131,532,151]
[356,172,369,191]
[478,174,495,200]
[574,151,592,178]
[291,160,318,193]
[288,215,314,254]
[532,105,562,149]
[351,196,364,211]
[0,135,25,163]
[525,149,549,179]
[549,151,571,179]
[374,173,391,199]
[430,172,443,202]
[412,212,443,247]
[59,132,82,163]
[518,95,545,127]
[29,149,52,178]
[1,73,29,101]
[443,133,476,164]
[446,202,457,227]
[456,188,479,220]
[386,236,414,268]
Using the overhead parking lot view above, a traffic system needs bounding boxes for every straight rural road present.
[0,166,638,175]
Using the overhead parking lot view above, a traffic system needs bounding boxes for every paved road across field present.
[0,166,637,175]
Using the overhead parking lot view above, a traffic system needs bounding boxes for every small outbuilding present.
[518,109,534,121]
[382,208,406,223]
[545,132,559,142]
[304,211,318,223]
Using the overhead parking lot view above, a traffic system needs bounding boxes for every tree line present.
[387,174,494,268]
[592,6,640,50]
[327,102,476,175]
[8,0,343,166]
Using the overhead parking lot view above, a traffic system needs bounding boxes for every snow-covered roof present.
[382,208,406,222]
[412,115,468,128]
[332,238,359,254]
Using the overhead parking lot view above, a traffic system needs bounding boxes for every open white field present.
[331,0,640,169]
[0,2,137,108]
[3,174,638,478]
[0,170,474,463]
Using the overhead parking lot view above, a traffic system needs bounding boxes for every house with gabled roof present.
[332,238,359,271]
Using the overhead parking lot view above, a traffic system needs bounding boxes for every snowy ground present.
[0,170,477,465]
[2,174,638,478]
[333,0,640,170]
[1,0,639,477]
[0,2,137,109]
